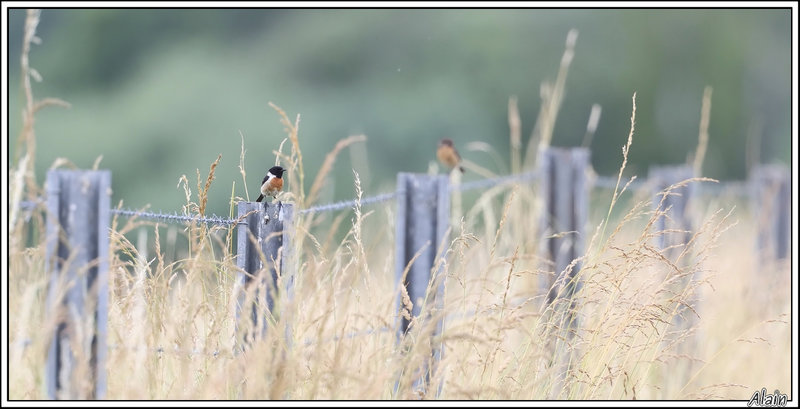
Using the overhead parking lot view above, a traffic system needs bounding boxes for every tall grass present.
[7,21,790,401]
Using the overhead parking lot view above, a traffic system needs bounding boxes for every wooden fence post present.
[751,164,790,262]
[539,147,590,312]
[395,173,449,396]
[44,170,111,399]
[235,201,294,347]
[649,164,697,335]
[537,147,589,399]
[649,165,696,260]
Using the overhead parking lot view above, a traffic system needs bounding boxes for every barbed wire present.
[592,175,648,191]
[297,191,397,215]
[695,180,750,196]
[454,169,540,192]
[592,175,752,199]
[14,170,752,228]
[18,199,44,209]
[110,207,242,226]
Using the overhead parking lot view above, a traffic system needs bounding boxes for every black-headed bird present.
[256,165,286,202]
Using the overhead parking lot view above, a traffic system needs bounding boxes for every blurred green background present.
[8,8,791,216]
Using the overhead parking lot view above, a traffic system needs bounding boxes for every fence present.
[21,148,789,399]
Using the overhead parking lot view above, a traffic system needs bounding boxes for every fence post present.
[649,165,696,260]
[539,147,590,312]
[751,164,790,262]
[44,170,111,400]
[395,173,449,397]
[235,201,294,347]
[537,147,589,399]
[648,164,697,335]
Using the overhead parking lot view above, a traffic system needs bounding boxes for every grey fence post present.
[44,170,111,400]
[395,173,449,396]
[539,147,590,312]
[235,201,294,347]
[649,165,696,259]
[751,164,790,262]
[537,148,589,399]
[649,164,697,334]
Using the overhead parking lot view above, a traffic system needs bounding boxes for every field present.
[8,108,792,402]
[6,13,791,401]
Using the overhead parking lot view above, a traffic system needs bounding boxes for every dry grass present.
[9,110,790,401]
[6,21,791,402]
[692,86,713,176]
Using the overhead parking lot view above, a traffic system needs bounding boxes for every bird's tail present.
[256,194,265,202]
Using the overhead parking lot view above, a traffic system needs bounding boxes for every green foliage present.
[7,8,791,215]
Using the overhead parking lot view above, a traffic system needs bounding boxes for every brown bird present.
[437,138,464,173]
[256,166,286,202]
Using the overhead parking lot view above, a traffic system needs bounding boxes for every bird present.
[256,165,286,202]
[437,138,465,173]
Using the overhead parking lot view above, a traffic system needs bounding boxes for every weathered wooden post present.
[751,164,790,262]
[395,173,449,396]
[539,147,590,311]
[235,201,294,347]
[649,164,697,334]
[44,170,111,399]
[649,165,696,260]
[537,147,589,399]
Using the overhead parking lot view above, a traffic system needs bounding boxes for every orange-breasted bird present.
[437,138,465,173]
[256,166,286,202]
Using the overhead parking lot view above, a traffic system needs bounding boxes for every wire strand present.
[592,175,648,191]
[110,208,242,226]
[15,171,751,227]
[454,170,540,192]
[297,191,397,215]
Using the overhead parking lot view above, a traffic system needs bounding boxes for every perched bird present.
[437,138,465,173]
[256,166,286,202]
